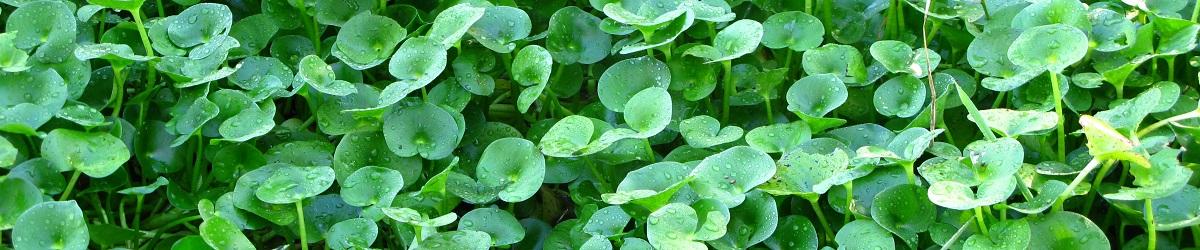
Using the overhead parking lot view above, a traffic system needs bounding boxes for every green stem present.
[130,9,154,62]
[131,10,157,127]
[23,135,37,156]
[763,97,775,123]
[885,0,897,38]
[1048,72,1066,162]
[109,67,126,121]
[844,181,854,224]
[141,215,202,249]
[721,61,733,123]
[980,0,991,19]
[1015,174,1034,200]
[955,83,996,140]
[1191,225,1199,248]
[805,0,813,14]
[134,195,144,230]
[999,203,1007,221]
[299,115,317,129]
[1082,160,1118,215]
[1167,56,1176,82]
[1054,159,1103,211]
[926,21,943,44]
[191,135,205,191]
[412,225,423,245]
[296,2,321,50]
[940,220,974,250]
[91,194,111,224]
[501,52,514,76]
[1138,110,1200,137]
[902,162,916,185]
[897,0,906,34]
[59,170,82,201]
[585,158,611,193]
[661,42,673,61]
[822,0,833,39]
[1147,199,1157,250]
[991,91,1006,109]
[154,0,165,17]
[1193,0,1200,23]
[296,201,309,250]
[974,206,990,236]
[118,199,128,228]
[809,198,834,243]
[642,139,655,161]
[97,10,107,42]
[783,49,794,70]
[939,119,955,145]
[1119,222,1127,246]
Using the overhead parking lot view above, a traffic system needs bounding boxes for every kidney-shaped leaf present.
[383,102,461,160]
[6,1,76,48]
[86,0,145,11]
[1027,212,1109,250]
[872,184,936,246]
[416,230,491,250]
[298,55,356,96]
[874,75,928,118]
[199,215,254,250]
[42,129,130,178]
[547,7,611,64]
[512,45,553,86]
[971,109,1058,137]
[1103,148,1193,201]
[786,74,848,118]
[623,87,672,136]
[166,4,233,48]
[426,3,487,48]
[963,219,1031,250]
[254,165,336,204]
[745,121,811,153]
[601,0,687,27]
[341,166,405,207]
[601,161,694,210]
[0,69,67,134]
[12,201,89,250]
[683,19,763,63]
[646,203,707,249]
[761,11,824,51]
[539,115,597,157]
[689,146,776,207]
[459,207,525,246]
[679,115,743,148]
[326,218,377,250]
[477,137,546,203]
[378,37,448,108]
[1008,24,1089,73]
[598,56,670,111]
[0,177,42,230]
[585,206,632,237]
[710,191,778,249]
[835,220,895,250]
[802,44,866,85]
[758,148,860,200]
[333,13,407,70]
[468,6,532,53]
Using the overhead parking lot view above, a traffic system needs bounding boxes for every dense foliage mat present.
[2,0,1200,249]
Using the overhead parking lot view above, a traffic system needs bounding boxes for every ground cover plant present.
[2,0,1200,249]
